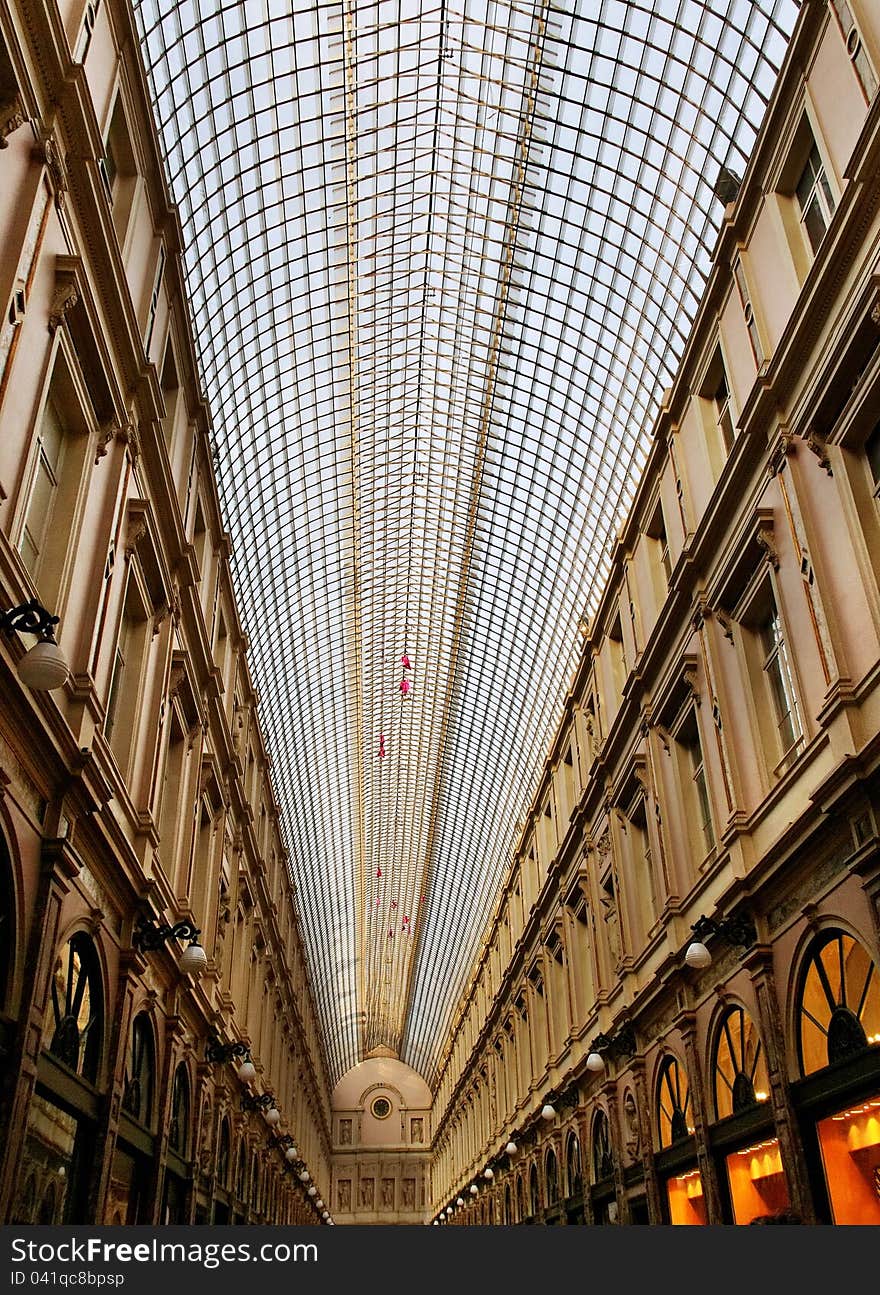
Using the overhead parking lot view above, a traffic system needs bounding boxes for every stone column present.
[602,1076,630,1223]
[744,945,816,1223]
[677,1010,724,1223]
[630,1057,664,1223]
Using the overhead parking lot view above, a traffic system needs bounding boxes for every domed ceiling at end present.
[133,0,799,1085]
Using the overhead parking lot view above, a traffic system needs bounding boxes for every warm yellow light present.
[755,1090,769,1102]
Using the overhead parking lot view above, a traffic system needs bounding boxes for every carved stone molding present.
[47,274,78,335]
[0,98,26,148]
[804,430,833,476]
[755,526,780,571]
[33,132,68,208]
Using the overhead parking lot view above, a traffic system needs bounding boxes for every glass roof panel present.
[133,0,798,1085]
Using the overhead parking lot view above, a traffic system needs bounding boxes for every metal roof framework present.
[133,0,798,1086]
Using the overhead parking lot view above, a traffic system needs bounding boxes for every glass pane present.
[725,1137,790,1223]
[817,1098,880,1225]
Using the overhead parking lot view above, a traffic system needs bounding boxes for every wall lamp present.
[684,912,757,969]
[133,914,207,975]
[469,1183,478,1196]
[271,1133,299,1162]
[0,599,69,690]
[483,1167,494,1181]
[504,1140,518,1157]
[241,1092,280,1125]
[586,1021,637,1073]
[205,1035,256,1083]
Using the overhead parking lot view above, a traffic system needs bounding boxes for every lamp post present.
[0,599,69,690]
[133,914,207,974]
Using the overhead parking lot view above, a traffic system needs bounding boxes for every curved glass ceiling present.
[134,0,798,1086]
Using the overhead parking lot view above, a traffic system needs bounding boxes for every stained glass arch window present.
[712,1004,769,1120]
[656,1053,692,1148]
[44,932,103,1083]
[796,928,880,1076]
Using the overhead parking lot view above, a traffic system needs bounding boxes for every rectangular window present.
[104,578,149,776]
[733,257,764,366]
[760,595,802,758]
[103,95,139,246]
[676,709,714,858]
[645,501,671,591]
[18,351,91,607]
[713,369,735,454]
[144,246,166,356]
[796,142,836,254]
[829,0,878,102]
[865,421,880,494]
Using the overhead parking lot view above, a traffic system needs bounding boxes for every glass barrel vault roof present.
[133,0,799,1087]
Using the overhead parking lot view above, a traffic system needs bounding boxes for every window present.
[795,141,835,254]
[101,94,139,246]
[159,340,181,449]
[168,1064,190,1156]
[74,0,101,63]
[565,1133,582,1198]
[645,501,672,591]
[545,1149,558,1206]
[713,1006,770,1120]
[18,352,91,605]
[591,1109,613,1182]
[104,577,150,775]
[675,709,714,859]
[656,1054,692,1148]
[122,1014,155,1127]
[732,256,764,366]
[758,593,802,760]
[528,1163,540,1217]
[44,933,103,1083]
[796,929,880,1076]
[216,1118,231,1188]
[144,246,165,356]
[865,420,880,496]
[829,0,878,102]
[697,346,735,463]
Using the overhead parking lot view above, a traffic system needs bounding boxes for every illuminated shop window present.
[725,1137,791,1224]
[666,1168,707,1226]
[817,1098,880,1225]
[566,1133,583,1199]
[657,1054,693,1149]
[796,929,880,1076]
[713,1005,771,1120]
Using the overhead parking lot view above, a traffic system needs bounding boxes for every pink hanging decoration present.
[376,867,382,878]
[400,654,411,669]
[399,678,411,695]
[378,734,386,758]
[387,929,394,938]
[402,915,409,923]
[391,900,398,910]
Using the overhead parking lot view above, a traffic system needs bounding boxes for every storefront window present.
[713,1005,770,1119]
[591,1109,614,1181]
[797,929,880,1075]
[817,1098,880,1224]
[11,1092,84,1224]
[725,1136,791,1223]
[666,1169,707,1225]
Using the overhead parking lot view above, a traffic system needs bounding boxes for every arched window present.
[235,1141,248,1200]
[566,1132,583,1197]
[217,1118,231,1188]
[797,929,880,1075]
[713,1005,769,1119]
[545,1148,559,1206]
[169,1064,191,1156]
[528,1163,540,1217]
[503,1184,512,1224]
[251,1158,261,1214]
[122,1014,156,1126]
[591,1109,613,1182]
[45,932,103,1082]
[656,1054,691,1148]
[515,1175,524,1223]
